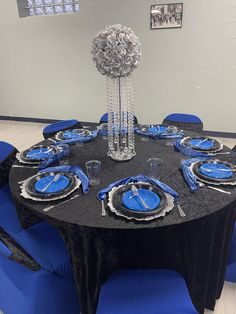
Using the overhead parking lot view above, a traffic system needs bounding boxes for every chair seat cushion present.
[0,256,79,314]
[97,269,197,314]
[43,120,80,135]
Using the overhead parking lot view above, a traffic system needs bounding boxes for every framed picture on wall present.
[150,3,183,29]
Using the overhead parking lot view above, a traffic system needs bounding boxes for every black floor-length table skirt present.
[10,130,236,314]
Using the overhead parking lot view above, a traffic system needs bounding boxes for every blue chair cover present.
[97,269,198,314]
[99,113,138,124]
[163,113,203,133]
[43,119,81,139]
[0,141,15,163]
[0,142,80,313]
[226,224,236,282]
[0,255,80,314]
[0,184,23,236]
[0,241,11,258]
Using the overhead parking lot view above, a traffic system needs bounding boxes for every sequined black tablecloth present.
[9,130,236,314]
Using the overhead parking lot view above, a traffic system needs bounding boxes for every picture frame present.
[150,3,183,30]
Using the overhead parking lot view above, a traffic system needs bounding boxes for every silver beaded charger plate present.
[107,182,175,221]
[16,145,57,165]
[190,160,236,186]
[55,129,92,141]
[180,137,223,154]
[20,172,81,202]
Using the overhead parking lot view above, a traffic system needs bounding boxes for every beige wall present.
[0,0,236,132]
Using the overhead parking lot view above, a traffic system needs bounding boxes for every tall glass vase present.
[106,75,136,161]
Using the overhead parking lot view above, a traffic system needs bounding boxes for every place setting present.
[96,156,186,221]
[174,136,231,157]
[181,157,236,194]
[54,128,97,144]
[18,164,89,211]
[135,124,184,140]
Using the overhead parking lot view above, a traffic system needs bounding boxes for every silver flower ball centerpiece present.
[91,24,141,161]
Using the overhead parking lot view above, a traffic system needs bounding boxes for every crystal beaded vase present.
[106,75,136,161]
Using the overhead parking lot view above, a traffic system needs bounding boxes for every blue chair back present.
[99,113,138,124]
[163,113,203,133]
[43,119,82,139]
[97,269,198,314]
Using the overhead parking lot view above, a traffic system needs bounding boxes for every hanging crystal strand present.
[107,77,115,156]
[106,74,136,161]
[122,77,128,151]
[127,74,135,155]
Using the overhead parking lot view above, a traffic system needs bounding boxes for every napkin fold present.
[181,157,208,192]
[56,131,97,145]
[174,139,213,157]
[97,174,179,203]
[39,165,89,194]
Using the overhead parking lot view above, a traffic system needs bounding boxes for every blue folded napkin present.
[181,157,208,192]
[39,165,89,194]
[97,174,179,203]
[174,139,213,157]
[56,131,97,145]
[38,146,70,170]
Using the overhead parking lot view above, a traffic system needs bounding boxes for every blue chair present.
[100,113,138,124]
[162,113,203,133]
[0,141,17,188]
[0,141,80,314]
[97,269,198,314]
[225,224,236,282]
[43,119,82,139]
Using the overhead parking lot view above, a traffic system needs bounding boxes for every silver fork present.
[39,173,60,193]
[131,185,149,209]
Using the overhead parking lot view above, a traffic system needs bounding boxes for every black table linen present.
[9,131,236,314]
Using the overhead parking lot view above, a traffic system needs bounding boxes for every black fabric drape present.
[9,131,236,314]
[0,148,18,188]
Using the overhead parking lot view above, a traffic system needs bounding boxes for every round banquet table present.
[9,128,236,314]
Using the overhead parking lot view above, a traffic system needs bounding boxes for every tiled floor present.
[0,120,236,314]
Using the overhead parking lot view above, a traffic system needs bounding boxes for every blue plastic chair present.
[100,113,138,124]
[97,269,198,314]
[43,119,82,139]
[163,113,203,133]
[225,224,236,282]
[0,141,80,314]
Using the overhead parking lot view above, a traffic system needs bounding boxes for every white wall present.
[0,0,236,132]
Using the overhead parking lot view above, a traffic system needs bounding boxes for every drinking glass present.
[139,124,149,141]
[85,160,101,185]
[146,158,163,180]
[166,125,178,146]
[57,144,70,165]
